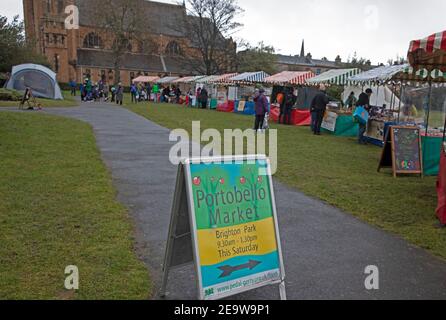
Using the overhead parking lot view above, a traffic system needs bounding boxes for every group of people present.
[310,84,373,144]
[129,83,184,104]
[70,78,125,105]
[194,87,209,108]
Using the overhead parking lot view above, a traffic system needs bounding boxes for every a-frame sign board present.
[160,155,286,300]
[378,126,423,178]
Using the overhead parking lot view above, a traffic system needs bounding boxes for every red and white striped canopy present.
[408,30,446,72]
[264,71,315,85]
[132,76,159,83]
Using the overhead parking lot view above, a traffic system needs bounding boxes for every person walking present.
[277,90,286,124]
[200,87,208,109]
[79,82,85,101]
[130,83,138,103]
[356,88,373,144]
[310,85,329,135]
[69,79,77,96]
[196,87,202,108]
[110,85,116,102]
[152,83,159,102]
[146,83,152,101]
[116,83,124,106]
[175,87,182,104]
[254,88,269,133]
[103,83,109,102]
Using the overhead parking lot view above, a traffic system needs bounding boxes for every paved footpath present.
[20,102,446,299]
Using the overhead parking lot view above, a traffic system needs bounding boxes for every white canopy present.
[5,64,63,100]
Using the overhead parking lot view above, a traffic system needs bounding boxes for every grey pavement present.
[10,102,446,300]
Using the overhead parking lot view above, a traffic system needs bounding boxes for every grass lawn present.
[0,111,150,299]
[124,99,446,260]
[0,90,78,108]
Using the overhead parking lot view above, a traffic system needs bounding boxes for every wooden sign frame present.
[378,126,423,178]
[160,155,286,301]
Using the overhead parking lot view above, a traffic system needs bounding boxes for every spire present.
[300,39,305,58]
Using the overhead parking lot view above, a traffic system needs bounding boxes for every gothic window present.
[165,41,182,56]
[53,34,58,44]
[46,0,51,13]
[83,33,103,49]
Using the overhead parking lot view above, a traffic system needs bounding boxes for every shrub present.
[0,88,23,101]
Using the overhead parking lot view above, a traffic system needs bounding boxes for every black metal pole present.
[397,84,404,123]
[425,80,432,137]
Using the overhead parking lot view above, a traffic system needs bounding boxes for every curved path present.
[34,103,446,299]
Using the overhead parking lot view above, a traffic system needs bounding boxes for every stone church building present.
[23,0,237,85]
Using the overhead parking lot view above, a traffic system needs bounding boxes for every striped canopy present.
[307,68,361,86]
[229,71,270,84]
[264,71,315,85]
[197,75,221,84]
[209,73,239,84]
[396,66,446,83]
[157,76,180,84]
[178,75,207,84]
[348,64,410,84]
[408,30,446,72]
[132,76,159,83]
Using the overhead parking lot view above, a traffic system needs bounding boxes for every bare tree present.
[181,0,243,75]
[91,0,149,84]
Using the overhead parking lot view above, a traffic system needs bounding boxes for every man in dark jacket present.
[283,88,297,125]
[356,88,373,144]
[254,88,269,132]
[200,87,208,109]
[310,85,329,135]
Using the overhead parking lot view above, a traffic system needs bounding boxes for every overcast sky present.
[2,0,446,64]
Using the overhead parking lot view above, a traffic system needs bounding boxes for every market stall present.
[207,73,239,109]
[407,30,446,224]
[172,75,206,106]
[264,71,315,125]
[225,71,270,114]
[194,75,222,109]
[347,64,409,143]
[306,68,362,136]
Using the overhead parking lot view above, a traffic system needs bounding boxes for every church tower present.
[22,0,73,82]
[300,39,305,58]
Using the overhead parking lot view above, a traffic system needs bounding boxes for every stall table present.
[364,119,396,147]
[436,144,446,225]
[269,106,311,126]
[321,110,358,137]
[422,134,443,176]
[210,98,218,109]
[217,100,235,113]
[234,100,255,115]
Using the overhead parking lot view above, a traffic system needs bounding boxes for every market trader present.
[310,85,329,135]
[356,88,373,144]
[283,88,297,125]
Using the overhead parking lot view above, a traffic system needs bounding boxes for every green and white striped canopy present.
[393,65,446,83]
[306,68,361,85]
[348,64,410,84]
